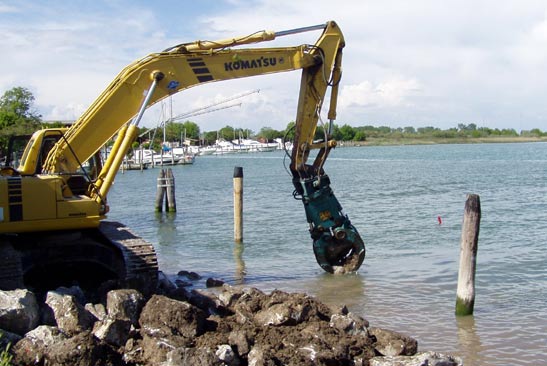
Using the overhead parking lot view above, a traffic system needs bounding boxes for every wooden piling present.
[456,194,481,316]
[233,166,243,243]
[165,168,176,212]
[155,169,166,212]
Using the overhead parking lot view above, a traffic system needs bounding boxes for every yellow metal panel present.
[56,197,101,222]
[20,176,57,220]
[0,175,102,233]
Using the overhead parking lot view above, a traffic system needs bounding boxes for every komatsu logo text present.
[225,57,281,71]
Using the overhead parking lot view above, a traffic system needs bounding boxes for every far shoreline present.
[339,136,547,147]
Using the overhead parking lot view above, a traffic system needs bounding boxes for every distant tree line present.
[148,121,545,148]
[1,86,546,156]
[343,123,546,140]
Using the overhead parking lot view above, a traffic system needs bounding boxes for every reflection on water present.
[155,212,177,246]
[456,316,483,366]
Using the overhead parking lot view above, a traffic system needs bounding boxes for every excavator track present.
[0,221,158,295]
[0,241,24,290]
[98,221,159,295]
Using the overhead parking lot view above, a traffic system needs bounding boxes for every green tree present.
[501,128,518,136]
[353,130,367,141]
[256,126,282,141]
[202,130,218,145]
[218,125,235,140]
[528,128,545,137]
[165,121,200,143]
[329,123,341,140]
[284,121,296,141]
[0,87,42,155]
[339,124,356,141]
[314,124,325,140]
[403,126,416,135]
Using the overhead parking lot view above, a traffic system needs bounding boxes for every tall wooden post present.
[165,168,176,212]
[155,169,166,212]
[233,166,243,243]
[456,194,481,316]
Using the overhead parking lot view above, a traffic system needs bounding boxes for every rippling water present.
[108,142,547,366]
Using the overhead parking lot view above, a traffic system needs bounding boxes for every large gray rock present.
[253,291,330,326]
[330,312,369,336]
[370,351,463,366]
[253,301,311,326]
[0,289,39,335]
[228,329,250,356]
[106,289,145,327]
[140,334,189,365]
[139,294,206,340]
[53,286,86,305]
[45,291,94,336]
[85,302,107,322]
[11,325,67,365]
[247,346,276,366]
[122,338,144,365]
[45,330,121,366]
[92,317,132,347]
[216,344,239,366]
[91,289,144,347]
[369,327,418,357]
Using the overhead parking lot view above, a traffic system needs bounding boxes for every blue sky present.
[1,0,547,133]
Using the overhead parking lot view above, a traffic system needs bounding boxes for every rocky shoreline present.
[0,272,462,366]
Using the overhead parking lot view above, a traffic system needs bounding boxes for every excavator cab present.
[2,135,31,171]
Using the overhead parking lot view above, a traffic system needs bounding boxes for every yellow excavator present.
[0,21,365,293]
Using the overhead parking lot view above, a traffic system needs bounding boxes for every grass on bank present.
[0,332,12,366]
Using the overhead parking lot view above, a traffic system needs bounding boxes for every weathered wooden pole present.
[233,166,243,243]
[456,194,481,316]
[165,168,176,212]
[155,169,166,212]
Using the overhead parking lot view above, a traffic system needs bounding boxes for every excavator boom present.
[1,21,365,294]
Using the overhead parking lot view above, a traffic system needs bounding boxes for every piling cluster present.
[155,168,176,212]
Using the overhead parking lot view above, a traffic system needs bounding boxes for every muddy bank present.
[0,273,462,365]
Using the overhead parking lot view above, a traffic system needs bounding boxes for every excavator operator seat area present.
[65,175,90,196]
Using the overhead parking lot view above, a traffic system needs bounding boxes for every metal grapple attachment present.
[298,175,366,273]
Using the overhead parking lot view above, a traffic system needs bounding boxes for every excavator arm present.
[4,21,365,273]
[287,25,365,274]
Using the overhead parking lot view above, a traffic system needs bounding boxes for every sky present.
[1,0,547,133]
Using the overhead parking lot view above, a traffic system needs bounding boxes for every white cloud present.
[340,77,422,109]
[1,0,547,131]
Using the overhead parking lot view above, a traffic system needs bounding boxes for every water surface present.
[108,142,547,366]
